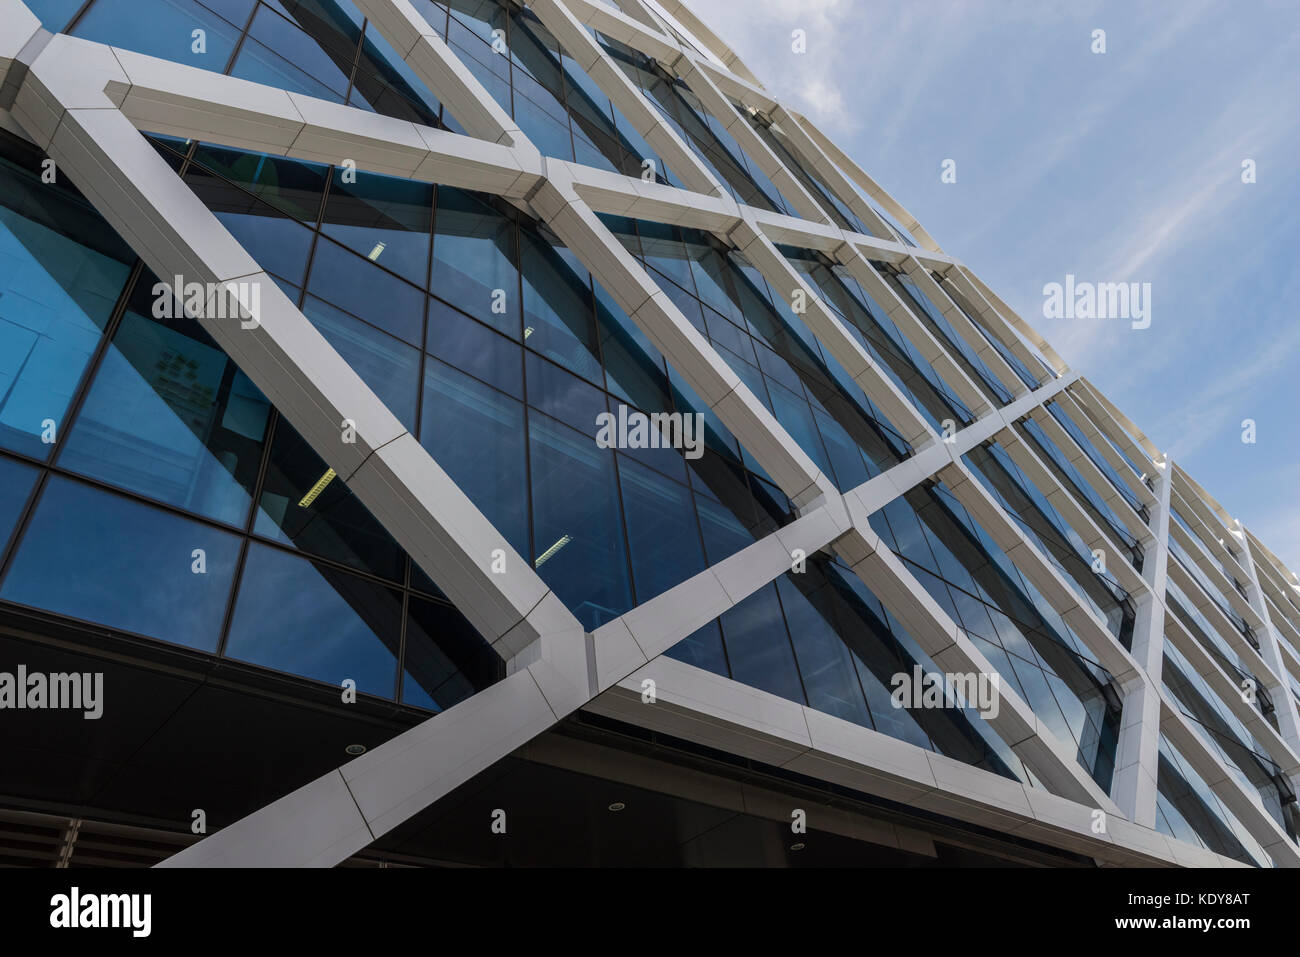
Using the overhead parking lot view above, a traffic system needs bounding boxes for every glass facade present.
[55,0,448,129]
[1014,415,1144,572]
[869,481,1123,790]
[7,0,1295,871]
[596,34,796,213]
[667,553,1036,785]
[1044,398,1149,521]
[1155,734,1271,867]
[151,136,797,633]
[1163,638,1298,842]
[1166,578,1277,731]
[0,131,498,712]
[964,440,1135,647]
[601,216,914,492]
[781,246,974,434]
[876,262,1017,407]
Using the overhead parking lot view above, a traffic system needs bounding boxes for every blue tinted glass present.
[207,187,332,290]
[775,574,872,727]
[233,33,346,101]
[224,542,400,697]
[320,171,432,287]
[253,421,405,582]
[0,156,133,459]
[519,228,602,383]
[431,188,520,338]
[401,595,499,711]
[426,298,522,398]
[525,352,605,433]
[306,238,424,345]
[419,358,530,558]
[190,145,329,223]
[528,413,631,628]
[59,287,270,527]
[23,0,86,30]
[665,619,729,677]
[0,456,37,552]
[351,21,444,126]
[302,296,420,432]
[1,476,239,650]
[718,583,803,702]
[695,486,756,563]
[212,205,313,287]
[511,74,576,161]
[618,456,705,602]
[73,0,241,73]
[232,4,354,100]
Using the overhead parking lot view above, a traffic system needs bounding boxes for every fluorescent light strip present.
[533,534,572,567]
[298,468,337,508]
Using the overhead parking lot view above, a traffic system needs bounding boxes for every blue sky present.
[685,0,1300,571]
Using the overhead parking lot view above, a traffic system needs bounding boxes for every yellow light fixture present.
[534,534,572,568]
[298,468,337,508]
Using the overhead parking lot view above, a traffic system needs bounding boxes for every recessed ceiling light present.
[345,744,367,756]
[789,842,805,851]
[607,801,626,812]
[368,242,386,261]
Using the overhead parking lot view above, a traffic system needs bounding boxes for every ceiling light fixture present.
[524,326,534,338]
[789,842,805,851]
[367,241,386,261]
[534,534,572,568]
[607,802,626,812]
[344,744,366,756]
[298,467,337,508]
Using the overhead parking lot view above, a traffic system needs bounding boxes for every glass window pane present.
[400,595,500,712]
[1,476,240,651]
[320,171,433,288]
[719,583,803,702]
[306,238,424,346]
[419,357,530,558]
[0,154,134,459]
[23,0,87,31]
[0,455,38,552]
[232,4,355,100]
[301,295,420,433]
[776,574,872,727]
[189,145,329,224]
[224,542,401,697]
[519,228,602,383]
[59,280,271,527]
[618,456,705,602]
[528,412,631,629]
[253,422,405,583]
[525,351,605,434]
[350,22,444,126]
[664,619,729,677]
[72,0,241,74]
[426,298,522,398]
[431,188,520,338]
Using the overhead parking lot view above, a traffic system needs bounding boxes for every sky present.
[681,0,1300,573]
